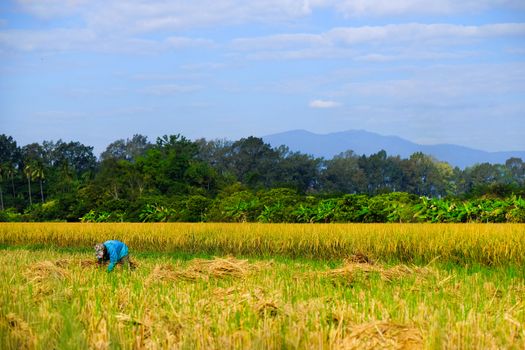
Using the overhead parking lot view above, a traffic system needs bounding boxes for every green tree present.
[139,134,198,195]
[275,147,321,193]
[401,152,450,197]
[0,164,4,210]
[358,150,390,194]
[224,137,280,189]
[100,134,152,162]
[5,164,17,199]
[505,157,524,186]
[32,163,45,203]
[23,163,33,206]
[322,150,367,194]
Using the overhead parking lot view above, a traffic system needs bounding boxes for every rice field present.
[1,223,524,349]
[1,223,524,265]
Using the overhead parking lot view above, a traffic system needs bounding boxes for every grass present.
[1,247,524,349]
[1,223,524,348]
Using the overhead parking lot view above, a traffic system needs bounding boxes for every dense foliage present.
[1,133,524,222]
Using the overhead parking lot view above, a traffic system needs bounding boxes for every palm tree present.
[5,163,16,198]
[32,165,45,203]
[60,161,73,194]
[24,164,33,206]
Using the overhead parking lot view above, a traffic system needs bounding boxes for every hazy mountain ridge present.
[262,130,525,168]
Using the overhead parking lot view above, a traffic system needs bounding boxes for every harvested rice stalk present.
[23,260,70,283]
[335,321,423,350]
[115,313,149,327]
[3,313,36,350]
[89,317,109,350]
[149,256,271,282]
[344,252,376,265]
[255,300,280,317]
[54,258,99,268]
[322,262,436,283]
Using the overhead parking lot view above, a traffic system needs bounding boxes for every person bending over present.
[94,240,130,272]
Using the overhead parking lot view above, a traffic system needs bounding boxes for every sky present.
[1,0,524,156]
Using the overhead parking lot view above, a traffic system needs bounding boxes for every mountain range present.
[262,130,525,168]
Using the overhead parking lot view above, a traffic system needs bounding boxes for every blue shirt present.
[103,240,129,272]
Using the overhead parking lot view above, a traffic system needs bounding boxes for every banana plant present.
[292,204,315,223]
[139,203,175,222]
[314,199,337,223]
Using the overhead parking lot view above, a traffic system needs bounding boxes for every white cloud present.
[16,0,90,18]
[336,63,525,106]
[5,1,525,55]
[0,28,96,52]
[328,0,525,17]
[309,99,341,108]
[0,28,213,53]
[231,23,525,60]
[234,23,525,50]
[15,0,525,25]
[82,1,314,34]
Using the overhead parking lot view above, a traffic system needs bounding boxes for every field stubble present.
[0,249,524,349]
[0,223,524,349]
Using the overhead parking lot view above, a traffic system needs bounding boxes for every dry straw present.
[335,320,423,350]
[149,256,272,282]
[2,313,36,350]
[322,258,437,283]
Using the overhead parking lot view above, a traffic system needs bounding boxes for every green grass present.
[1,247,524,349]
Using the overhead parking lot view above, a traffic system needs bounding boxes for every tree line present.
[0,133,524,222]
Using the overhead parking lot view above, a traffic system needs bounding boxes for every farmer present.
[94,240,130,272]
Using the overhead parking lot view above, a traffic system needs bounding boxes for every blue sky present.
[1,0,524,156]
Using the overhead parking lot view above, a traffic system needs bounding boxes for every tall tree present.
[24,163,33,206]
[0,135,21,200]
[0,164,4,210]
[50,140,97,177]
[275,147,321,193]
[358,150,389,194]
[5,163,17,198]
[505,157,525,186]
[32,164,45,203]
[100,134,152,162]
[138,134,198,195]
[401,152,451,197]
[224,136,279,189]
[0,135,20,165]
[321,150,366,194]
[21,143,45,206]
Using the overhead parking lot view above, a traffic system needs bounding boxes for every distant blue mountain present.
[262,130,525,168]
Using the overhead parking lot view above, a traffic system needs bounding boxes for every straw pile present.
[54,258,99,268]
[323,261,436,283]
[345,252,375,264]
[3,313,36,349]
[149,256,271,282]
[335,321,423,350]
[24,260,71,283]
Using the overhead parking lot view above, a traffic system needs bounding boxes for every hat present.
[94,243,105,259]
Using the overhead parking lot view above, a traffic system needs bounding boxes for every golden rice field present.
[1,223,524,349]
[1,223,525,265]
